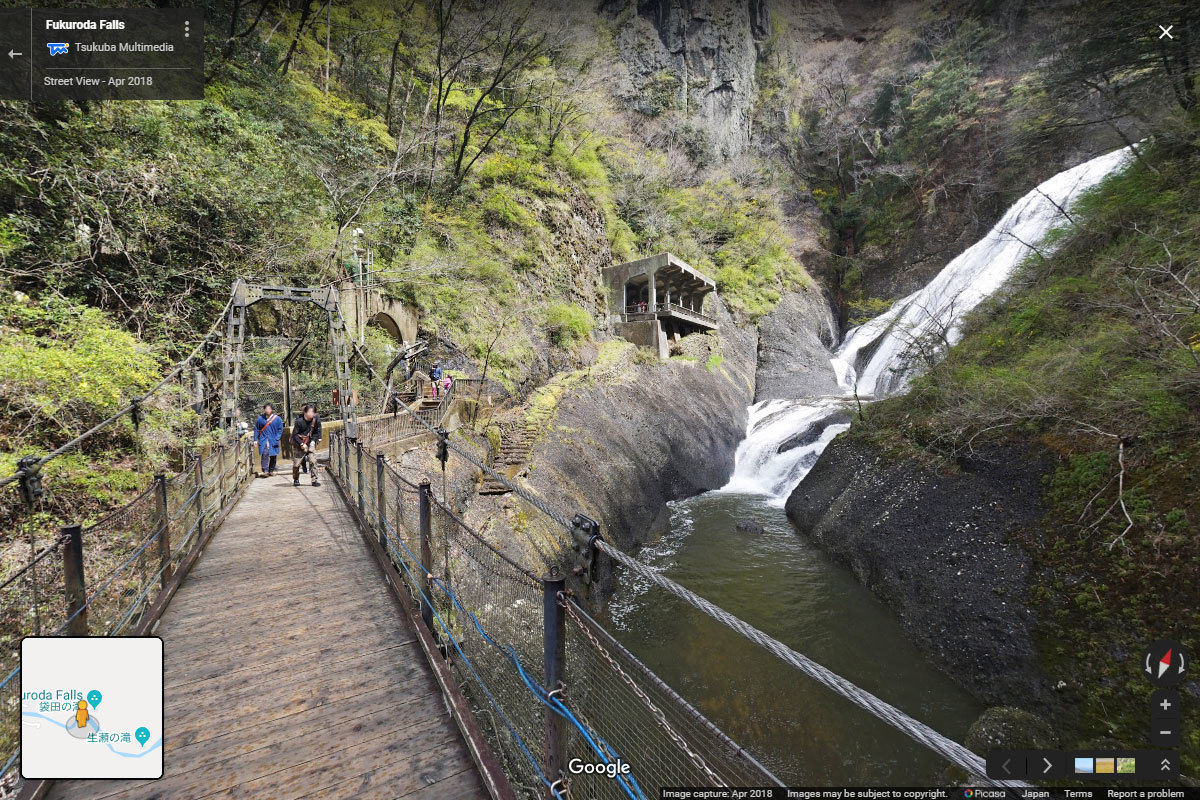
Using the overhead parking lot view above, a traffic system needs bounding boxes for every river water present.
[601,492,984,784]
[601,147,1137,785]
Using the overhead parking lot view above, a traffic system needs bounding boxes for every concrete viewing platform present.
[603,252,718,358]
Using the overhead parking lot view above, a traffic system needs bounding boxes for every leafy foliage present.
[543,303,593,348]
[0,292,160,442]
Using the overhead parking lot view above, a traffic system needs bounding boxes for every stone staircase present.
[479,425,532,495]
[475,381,559,494]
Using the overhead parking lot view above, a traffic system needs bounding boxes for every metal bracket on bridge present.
[569,514,602,585]
[16,455,43,509]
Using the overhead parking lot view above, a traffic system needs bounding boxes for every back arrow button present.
[8,50,24,59]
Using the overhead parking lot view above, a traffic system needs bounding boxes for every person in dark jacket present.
[254,403,283,477]
[291,404,322,487]
[429,363,443,398]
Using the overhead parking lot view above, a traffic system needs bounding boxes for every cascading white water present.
[721,398,852,504]
[720,146,1135,504]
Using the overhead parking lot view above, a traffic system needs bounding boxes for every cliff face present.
[784,434,1055,707]
[752,287,840,402]
[525,301,757,553]
[604,0,767,159]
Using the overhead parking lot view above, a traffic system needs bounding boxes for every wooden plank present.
[168,653,434,744]
[89,700,454,800]
[158,593,396,645]
[396,769,487,800]
[60,686,424,797]
[162,588,396,627]
[167,638,416,690]
[45,475,488,800]
[164,641,417,702]
[292,749,483,800]
[197,719,460,800]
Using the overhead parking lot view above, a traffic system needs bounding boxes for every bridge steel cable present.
[596,540,1028,789]
[349,340,1031,788]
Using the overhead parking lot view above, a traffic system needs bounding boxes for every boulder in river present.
[735,519,764,534]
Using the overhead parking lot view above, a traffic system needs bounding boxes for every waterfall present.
[721,146,1135,505]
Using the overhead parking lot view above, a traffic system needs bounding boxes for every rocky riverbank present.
[525,301,757,555]
[783,432,1055,708]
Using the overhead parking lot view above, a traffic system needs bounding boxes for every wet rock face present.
[785,436,1054,706]
[526,301,756,554]
[754,288,841,402]
[607,0,767,159]
[776,410,851,454]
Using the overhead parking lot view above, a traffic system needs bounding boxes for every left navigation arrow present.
[8,50,23,59]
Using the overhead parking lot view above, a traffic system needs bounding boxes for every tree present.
[1046,1,1200,143]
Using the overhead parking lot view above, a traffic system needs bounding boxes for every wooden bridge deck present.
[47,476,487,800]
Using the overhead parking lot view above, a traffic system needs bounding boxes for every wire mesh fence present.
[0,431,254,795]
[331,432,779,799]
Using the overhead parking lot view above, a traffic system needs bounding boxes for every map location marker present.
[87,690,102,709]
[134,727,150,747]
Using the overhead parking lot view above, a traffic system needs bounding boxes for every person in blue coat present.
[254,403,283,477]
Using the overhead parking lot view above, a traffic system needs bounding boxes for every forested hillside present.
[0,0,811,511]
[1,0,1198,779]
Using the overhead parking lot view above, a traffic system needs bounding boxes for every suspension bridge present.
[1,281,1024,800]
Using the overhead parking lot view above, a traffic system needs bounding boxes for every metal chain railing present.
[0,431,254,793]
[332,432,780,798]
[560,598,722,785]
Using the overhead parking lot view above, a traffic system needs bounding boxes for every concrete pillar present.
[648,269,657,311]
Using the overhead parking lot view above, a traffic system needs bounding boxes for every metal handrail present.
[622,302,716,324]
[656,301,716,324]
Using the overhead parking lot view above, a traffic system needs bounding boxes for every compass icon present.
[1142,639,1189,687]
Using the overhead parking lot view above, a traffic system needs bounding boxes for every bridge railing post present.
[543,572,567,797]
[193,455,205,547]
[342,433,350,485]
[217,443,227,510]
[154,473,173,590]
[375,454,386,545]
[418,479,434,632]
[62,524,87,636]
[355,442,365,515]
[393,478,404,563]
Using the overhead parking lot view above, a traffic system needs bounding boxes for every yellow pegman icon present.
[76,699,88,729]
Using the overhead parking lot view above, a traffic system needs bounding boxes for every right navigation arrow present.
[1042,757,1053,775]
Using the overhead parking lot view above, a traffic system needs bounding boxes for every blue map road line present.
[22,712,162,758]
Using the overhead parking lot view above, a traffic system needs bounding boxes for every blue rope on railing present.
[1,746,19,778]
[0,666,18,692]
[376,520,562,800]
[380,515,645,800]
